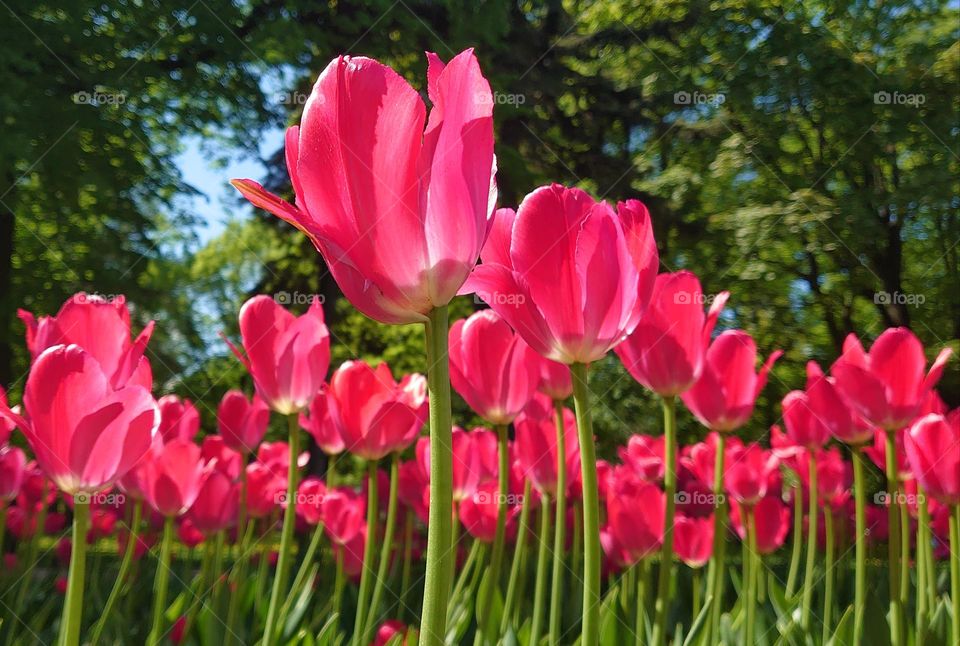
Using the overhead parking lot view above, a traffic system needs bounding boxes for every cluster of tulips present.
[0,47,958,646]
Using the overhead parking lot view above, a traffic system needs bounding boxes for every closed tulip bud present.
[200,435,243,481]
[188,470,239,535]
[141,439,209,517]
[606,470,665,564]
[322,486,366,546]
[730,495,791,554]
[0,446,27,502]
[673,514,714,568]
[619,434,665,483]
[218,389,271,454]
[459,481,518,543]
[514,400,579,497]
[296,477,326,525]
[904,413,960,505]
[157,395,200,443]
[538,358,573,401]
[781,390,832,450]
[299,390,344,455]
[245,462,285,519]
[724,443,780,507]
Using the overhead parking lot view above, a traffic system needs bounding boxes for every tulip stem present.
[949,505,960,646]
[365,454,400,642]
[226,519,256,646]
[744,506,756,646]
[400,509,414,622]
[692,568,701,618]
[147,515,174,646]
[919,490,937,613]
[263,414,302,646]
[280,519,325,629]
[800,452,818,631]
[706,432,727,643]
[652,395,677,646]
[570,362,600,646]
[549,399,567,646]
[352,460,379,646]
[332,550,345,620]
[785,485,803,598]
[90,499,141,646]
[884,430,904,646]
[476,424,510,643]
[501,479,533,633]
[822,509,835,644]
[326,452,338,487]
[449,539,483,619]
[58,496,89,646]
[634,560,647,646]
[419,304,454,646]
[530,493,552,646]
[851,448,867,644]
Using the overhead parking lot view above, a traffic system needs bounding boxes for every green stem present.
[449,539,483,619]
[90,500,141,646]
[326,452,338,487]
[530,494,552,646]
[212,530,226,609]
[280,519,325,628]
[147,515,175,646]
[949,505,960,646]
[800,452,818,630]
[570,362,600,646]
[352,460,379,646]
[58,496,90,646]
[899,493,910,606]
[707,432,727,643]
[477,424,510,642]
[263,414,302,646]
[8,481,48,646]
[822,509,835,644]
[365,454,400,642]
[692,568,701,618]
[255,523,270,616]
[570,499,583,626]
[419,304,454,646]
[501,480,533,633]
[785,485,803,599]
[744,506,756,646]
[917,488,929,638]
[885,430,904,646]
[548,399,567,646]
[921,491,937,613]
[332,550,345,621]
[400,510,414,622]
[226,520,256,646]
[634,560,647,646]
[652,396,677,646]
[851,448,867,644]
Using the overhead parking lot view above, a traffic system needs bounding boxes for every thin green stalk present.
[570,499,583,624]
[530,494,552,646]
[548,399,567,646]
[185,536,215,637]
[400,510,414,622]
[899,495,910,607]
[255,524,270,616]
[419,304,454,646]
[211,530,227,609]
[226,520,256,646]
[448,539,483,619]
[570,362,600,646]
[352,460,379,646]
[58,496,90,646]
[800,452,818,631]
[921,492,937,613]
[851,448,867,644]
[707,432,727,643]
[652,396,677,646]
[822,510,835,644]
[365,454,400,641]
[326,452,338,487]
[8,481,49,646]
[502,480,533,633]
[692,568,702,618]
[744,506,757,646]
[280,519,325,628]
[476,423,510,642]
[634,560,647,646]
[263,414,302,646]
[785,485,803,598]
[917,488,929,639]
[90,499,142,646]
[147,515,175,646]
[949,505,960,646]
[332,551,345,620]
[885,430,904,646]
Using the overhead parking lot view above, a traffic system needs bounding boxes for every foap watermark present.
[74,292,125,305]
[274,291,325,306]
[475,91,526,107]
[675,491,726,506]
[874,291,925,307]
[275,490,327,506]
[874,491,925,506]
[72,90,127,106]
[474,289,525,307]
[873,91,926,108]
[673,291,722,306]
[74,491,126,506]
[472,490,525,506]
[674,91,726,107]
[276,90,313,106]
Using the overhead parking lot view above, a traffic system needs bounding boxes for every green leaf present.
[682,596,713,646]
[825,605,854,646]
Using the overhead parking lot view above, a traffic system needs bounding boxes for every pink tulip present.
[398,460,430,522]
[830,328,951,430]
[371,620,408,646]
[218,390,271,453]
[619,434,666,482]
[514,399,579,496]
[464,186,658,364]
[781,390,831,450]
[296,477,327,525]
[805,361,874,445]
[299,390,345,455]
[606,471,665,563]
[328,360,428,461]
[224,295,330,415]
[140,439,209,517]
[681,330,782,432]
[538,359,573,401]
[460,481,518,543]
[448,309,541,424]
[673,514,714,568]
[0,345,159,494]
[256,440,308,478]
[18,293,154,390]
[615,271,728,396]
[730,495,791,554]
[200,435,243,481]
[416,426,497,503]
[0,446,27,502]
[188,470,239,534]
[156,395,200,443]
[724,443,780,507]
[178,518,205,548]
[863,426,911,478]
[245,462,285,519]
[232,50,496,325]
[321,486,366,546]
[681,432,744,490]
[904,413,960,505]
[0,387,15,445]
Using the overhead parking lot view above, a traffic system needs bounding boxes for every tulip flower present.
[904,413,959,505]
[0,387,15,445]
[0,446,26,503]
[606,471,665,564]
[730,496,791,554]
[464,184,657,646]
[328,360,428,461]
[218,389,271,454]
[300,389,345,462]
[189,470,239,535]
[724,444,780,508]
[459,481,519,543]
[782,390,832,450]
[372,620,409,646]
[321,486,366,547]
[156,395,200,443]
[538,358,572,401]
[619,434,665,483]
[18,293,154,390]
[200,435,243,480]
[674,514,714,568]
[615,271,728,396]
[177,518,205,548]
[245,462,286,519]
[416,427,497,504]
[514,401,579,497]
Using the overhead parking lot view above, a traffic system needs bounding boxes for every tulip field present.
[1,40,959,646]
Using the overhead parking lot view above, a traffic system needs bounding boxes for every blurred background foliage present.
[2,0,957,454]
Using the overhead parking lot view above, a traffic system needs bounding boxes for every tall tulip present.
[233,48,497,645]
[189,470,239,535]
[156,395,200,443]
[831,329,951,646]
[299,390,344,481]
[218,389,271,454]
[464,184,658,646]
